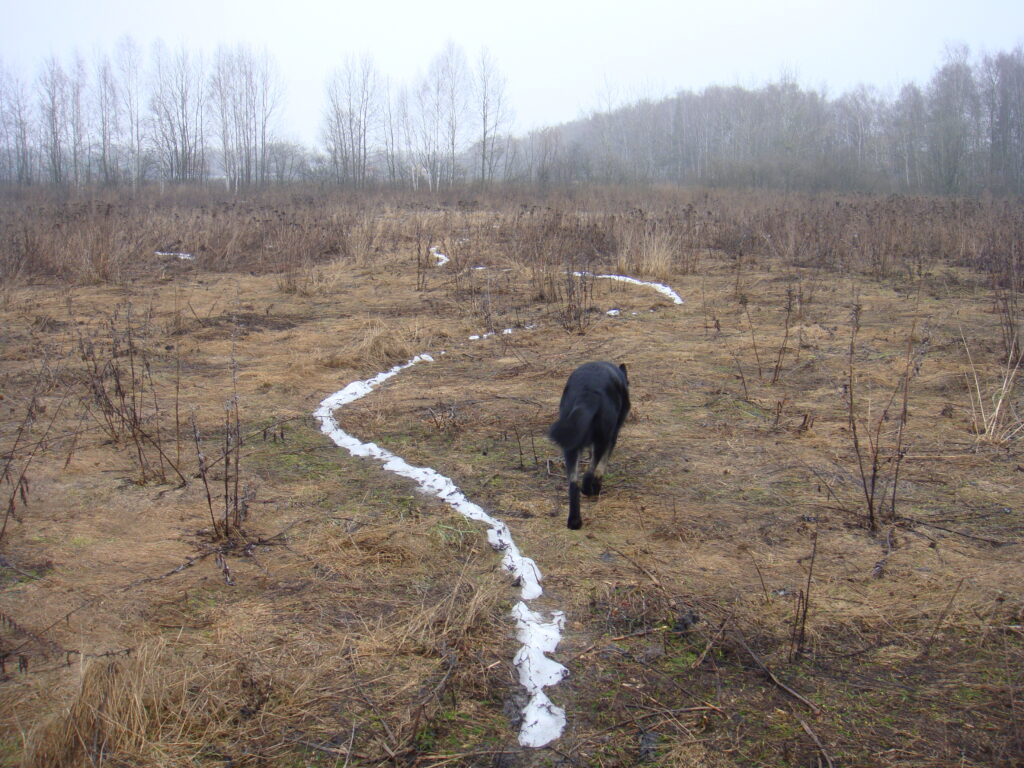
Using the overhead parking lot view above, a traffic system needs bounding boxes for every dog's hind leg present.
[565,447,583,529]
[582,436,610,497]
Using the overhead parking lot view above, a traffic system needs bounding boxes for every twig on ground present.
[692,612,733,669]
[795,714,835,768]
[919,577,965,659]
[608,546,667,593]
[732,630,820,713]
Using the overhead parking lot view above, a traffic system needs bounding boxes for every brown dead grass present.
[1,188,1023,767]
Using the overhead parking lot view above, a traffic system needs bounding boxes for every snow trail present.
[313,273,684,747]
[314,353,567,747]
[574,271,685,304]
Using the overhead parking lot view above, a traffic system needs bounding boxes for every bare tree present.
[38,56,68,186]
[323,55,379,188]
[149,41,206,183]
[265,140,310,182]
[0,62,18,183]
[979,47,1024,193]
[379,77,405,185]
[94,51,121,185]
[473,47,512,185]
[925,45,982,194]
[210,44,281,189]
[437,42,469,186]
[116,36,145,187]
[67,52,88,186]
[413,61,444,191]
[890,83,927,190]
[6,69,35,184]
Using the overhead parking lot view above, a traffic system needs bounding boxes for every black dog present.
[548,362,630,529]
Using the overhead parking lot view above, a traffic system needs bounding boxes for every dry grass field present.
[0,187,1022,767]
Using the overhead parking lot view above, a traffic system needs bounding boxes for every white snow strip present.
[574,271,684,304]
[429,245,450,266]
[607,309,621,316]
[512,602,568,746]
[314,352,566,747]
[155,250,195,261]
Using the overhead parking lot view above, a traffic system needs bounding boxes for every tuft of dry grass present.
[316,319,439,371]
[615,222,679,280]
[23,643,171,768]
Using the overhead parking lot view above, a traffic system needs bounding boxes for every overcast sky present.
[2,0,1022,145]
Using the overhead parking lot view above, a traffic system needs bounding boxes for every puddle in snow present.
[314,353,566,747]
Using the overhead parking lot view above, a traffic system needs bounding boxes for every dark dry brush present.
[0,185,1022,767]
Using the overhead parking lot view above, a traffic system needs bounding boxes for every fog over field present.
[2,0,1020,141]
[1,0,1023,194]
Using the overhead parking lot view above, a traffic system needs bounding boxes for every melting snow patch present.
[513,603,568,746]
[574,272,684,304]
[155,250,195,261]
[315,353,565,747]
[429,246,450,266]
[607,309,621,316]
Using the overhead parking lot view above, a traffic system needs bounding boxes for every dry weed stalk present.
[558,266,595,334]
[74,303,185,486]
[845,296,924,532]
[738,293,764,379]
[961,330,1024,445]
[770,287,795,385]
[0,388,72,543]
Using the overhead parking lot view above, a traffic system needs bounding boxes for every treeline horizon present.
[1,40,1022,196]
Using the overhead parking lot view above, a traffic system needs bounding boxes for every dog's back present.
[549,362,629,450]
[549,362,630,529]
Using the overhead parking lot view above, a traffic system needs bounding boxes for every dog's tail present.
[548,402,596,451]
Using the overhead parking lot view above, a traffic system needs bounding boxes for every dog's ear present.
[619,363,628,383]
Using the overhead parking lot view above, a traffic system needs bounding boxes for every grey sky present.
[2,0,1022,145]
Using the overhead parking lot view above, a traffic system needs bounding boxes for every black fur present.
[548,361,630,529]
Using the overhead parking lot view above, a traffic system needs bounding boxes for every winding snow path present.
[314,354,567,747]
[313,273,684,748]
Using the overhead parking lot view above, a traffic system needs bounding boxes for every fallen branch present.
[796,714,835,768]
[918,577,964,659]
[732,630,820,713]
[896,515,1012,547]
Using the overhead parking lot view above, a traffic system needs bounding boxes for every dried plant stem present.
[744,302,763,379]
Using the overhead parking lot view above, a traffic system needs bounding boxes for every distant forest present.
[1,41,1022,195]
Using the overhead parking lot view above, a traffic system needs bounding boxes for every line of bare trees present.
[321,43,514,190]
[0,37,514,192]
[1,41,1022,195]
[0,37,290,189]
[510,45,1024,196]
